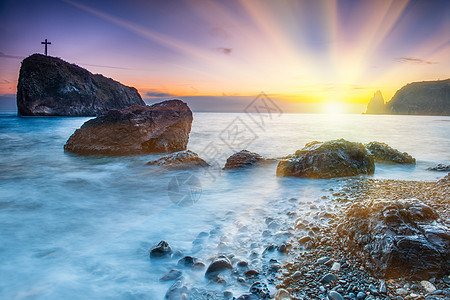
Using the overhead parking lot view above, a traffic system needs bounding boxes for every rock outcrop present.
[427,164,450,172]
[223,150,268,170]
[64,100,192,155]
[365,79,450,115]
[365,141,415,164]
[146,150,209,169]
[276,139,375,179]
[17,54,144,116]
[365,91,386,114]
[336,198,449,279]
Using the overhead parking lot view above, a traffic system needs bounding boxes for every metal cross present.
[41,39,51,56]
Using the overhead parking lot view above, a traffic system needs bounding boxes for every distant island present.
[17,54,144,116]
[365,79,450,115]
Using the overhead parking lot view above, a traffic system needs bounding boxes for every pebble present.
[320,273,338,284]
[420,280,436,293]
[244,269,259,277]
[327,291,344,300]
[396,288,408,295]
[317,256,331,264]
[237,261,248,268]
[298,236,312,244]
[356,291,366,299]
[275,288,291,300]
[331,262,341,271]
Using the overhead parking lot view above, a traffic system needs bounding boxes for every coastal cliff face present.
[387,79,450,115]
[365,79,450,115]
[17,54,145,116]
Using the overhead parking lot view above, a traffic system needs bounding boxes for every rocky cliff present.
[365,90,386,114]
[17,54,145,116]
[365,79,450,115]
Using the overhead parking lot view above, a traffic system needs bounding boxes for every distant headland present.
[365,79,450,116]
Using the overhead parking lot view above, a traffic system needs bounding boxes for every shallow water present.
[0,112,448,299]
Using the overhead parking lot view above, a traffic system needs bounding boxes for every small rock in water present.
[165,280,189,300]
[420,280,436,293]
[178,256,197,268]
[277,243,287,253]
[236,294,259,300]
[327,291,344,300]
[205,256,233,279]
[237,260,248,268]
[275,288,291,300]
[244,269,259,277]
[150,240,172,259]
[320,273,338,284]
[192,262,206,271]
[223,290,233,299]
[160,269,182,281]
[249,281,270,298]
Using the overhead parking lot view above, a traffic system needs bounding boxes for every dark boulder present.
[336,198,449,279]
[205,256,233,279]
[365,141,415,164]
[150,240,172,259]
[17,54,144,116]
[64,100,193,155]
[147,150,209,169]
[276,139,375,179]
[223,150,268,170]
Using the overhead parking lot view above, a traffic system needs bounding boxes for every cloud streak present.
[396,57,437,65]
[0,52,24,59]
[214,47,232,55]
[145,91,175,98]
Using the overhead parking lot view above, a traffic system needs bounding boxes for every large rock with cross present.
[17,54,144,116]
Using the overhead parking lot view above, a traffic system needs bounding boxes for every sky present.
[0,0,449,113]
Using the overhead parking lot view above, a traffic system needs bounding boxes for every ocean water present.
[0,112,449,299]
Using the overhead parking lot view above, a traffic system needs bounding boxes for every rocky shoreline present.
[278,175,449,300]
[146,173,449,299]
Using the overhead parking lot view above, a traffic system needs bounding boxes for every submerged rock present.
[276,139,375,179]
[146,150,209,169]
[160,269,182,281]
[205,256,233,279]
[223,150,268,170]
[150,240,172,259]
[64,100,193,155]
[17,54,144,116]
[428,164,450,172]
[165,280,189,299]
[336,198,449,279]
[365,141,415,164]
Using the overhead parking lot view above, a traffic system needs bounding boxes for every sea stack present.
[16,54,145,116]
[365,90,386,114]
[64,100,193,156]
